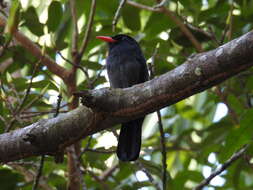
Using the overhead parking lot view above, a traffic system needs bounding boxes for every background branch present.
[78,0,96,61]
[0,15,70,81]
[127,0,203,52]
[112,0,127,32]
[194,145,248,190]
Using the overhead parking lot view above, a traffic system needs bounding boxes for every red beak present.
[96,36,117,43]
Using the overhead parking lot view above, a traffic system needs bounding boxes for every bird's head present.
[96,34,140,52]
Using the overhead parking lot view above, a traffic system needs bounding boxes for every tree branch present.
[127,0,203,52]
[0,15,70,81]
[159,7,203,52]
[112,0,127,32]
[127,1,160,12]
[78,0,96,60]
[70,0,78,57]
[0,31,253,162]
[194,145,248,190]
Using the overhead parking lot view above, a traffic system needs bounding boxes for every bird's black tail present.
[117,118,144,161]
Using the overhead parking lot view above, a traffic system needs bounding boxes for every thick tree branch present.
[0,31,253,163]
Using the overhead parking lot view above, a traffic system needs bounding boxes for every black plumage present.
[96,34,148,161]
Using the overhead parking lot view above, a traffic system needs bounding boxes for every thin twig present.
[0,38,11,57]
[0,115,7,127]
[153,0,168,8]
[160,7,203,52]
[57,51,90,80]
[7,161,37,167]
[8,163,52,190]
[79,135,93,158]
[0,82,15,113]
[136,161,161,190]
[89,65,106,89]
[70,0,78,56]
[84,148,115,154]
[9,83,22,104]
[214,86,239,124]
[220,3,234,44]
[112,0,127,32]
[19,88,48,114]
[194,145,248,190]
[220,24,229,45]
[32,154,45,190]
[86,170,111,190]
[148,45,167,190]
[20,111,68,119]
[78,0,96,60]
[207,26,220,45]
[126,0,160,12]
[185,22,219,46]
[157,111,167,190]
[99,164,118,180]
[54,94,62,117]
[15,60,40,114]
[227,3,234,41]
[5,60,40,132]
[1,82,23,131]
[56,51,72,65]
[127,0,203,52]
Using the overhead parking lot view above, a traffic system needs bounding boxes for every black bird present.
[96,34,149,161]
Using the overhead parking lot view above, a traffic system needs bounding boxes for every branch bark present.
[1,31,253,163]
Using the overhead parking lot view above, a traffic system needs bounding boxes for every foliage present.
[0,0,253,189]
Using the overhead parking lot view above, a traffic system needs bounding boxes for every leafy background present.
[1,0,253,189]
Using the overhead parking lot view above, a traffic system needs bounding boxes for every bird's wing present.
[136,54,149,82]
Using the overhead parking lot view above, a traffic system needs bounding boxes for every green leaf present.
[47,1,63,32]
[48,173,66,189]
[131,181,153,189]
[227,94,244,115]
[139,159,162,178]
[122,5,141,31]
[197,118,231,149]
[178,0,202,12]
[82,60,102,70]
[242,0,253,17]
[21,6,44,36]
[174,170,203,189]
[55,8,71,50]
[219,108,253,162]
[144,12,176,37]
[246,75,253,90]
[116,162,135,180]
[0,169,23,190]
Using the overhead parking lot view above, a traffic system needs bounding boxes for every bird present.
[96,34,149,161]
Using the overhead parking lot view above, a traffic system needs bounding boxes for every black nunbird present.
[96,34,149,161]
